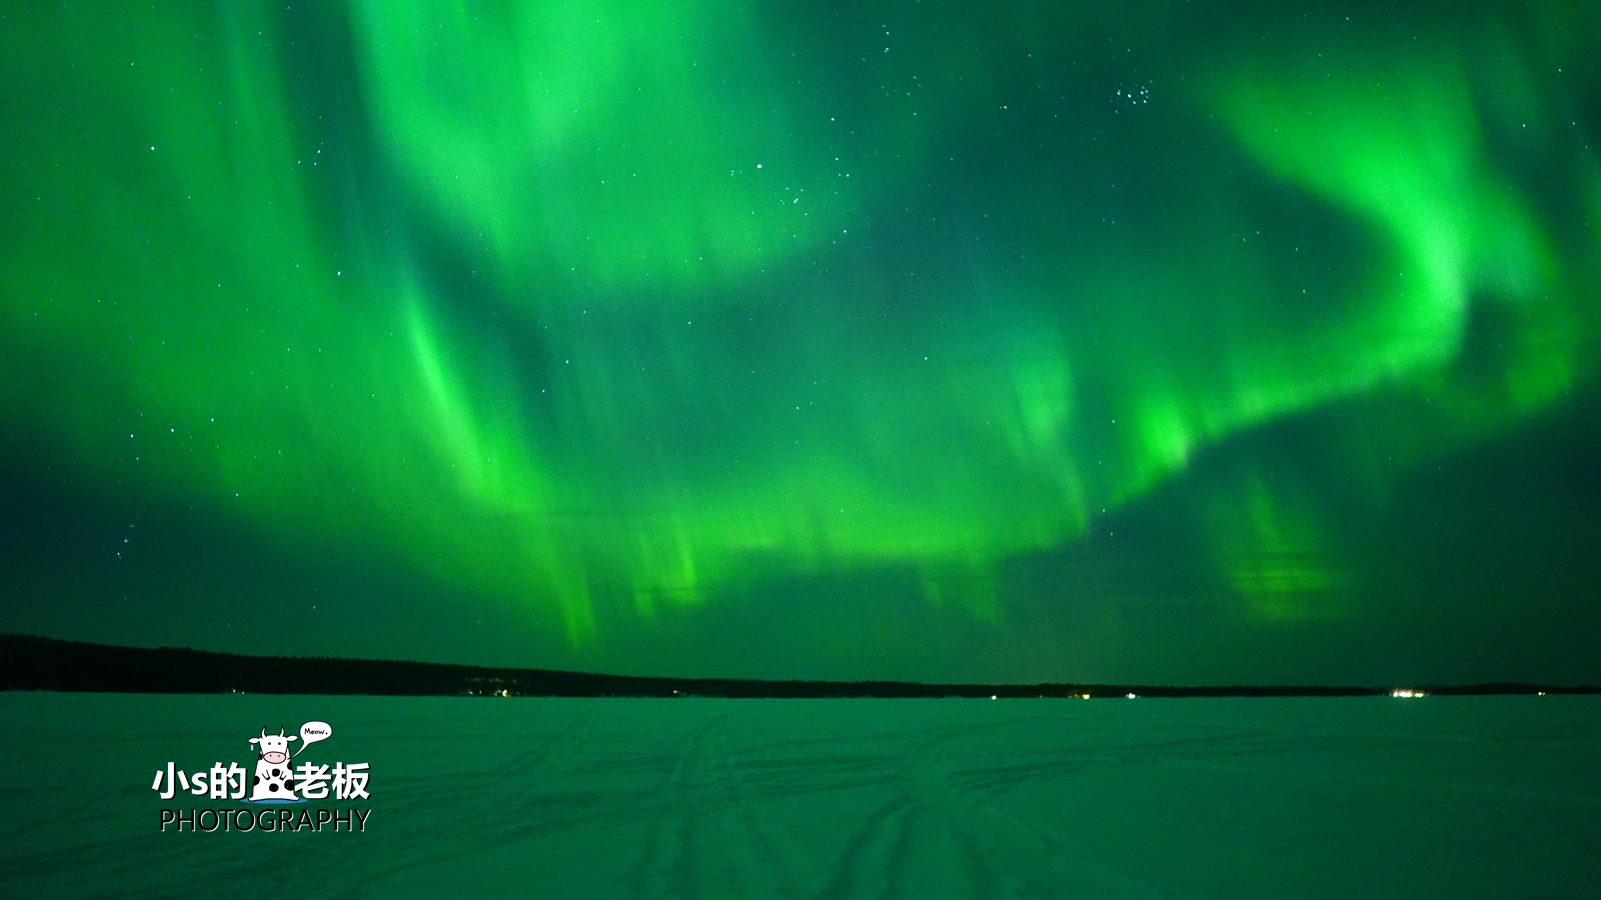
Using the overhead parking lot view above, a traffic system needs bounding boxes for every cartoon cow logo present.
[248,727,302,802]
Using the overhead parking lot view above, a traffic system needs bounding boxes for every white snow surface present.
[2,693,1597,898]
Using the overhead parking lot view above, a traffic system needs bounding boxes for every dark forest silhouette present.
[3,634,1593,698]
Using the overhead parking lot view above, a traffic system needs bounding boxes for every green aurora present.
[2,0,1598,683]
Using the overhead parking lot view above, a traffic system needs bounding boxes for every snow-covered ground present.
[2,693,1596,898]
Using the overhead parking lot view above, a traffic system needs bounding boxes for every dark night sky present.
[2,0,1598,684]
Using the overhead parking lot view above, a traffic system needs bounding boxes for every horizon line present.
[3,634,1596,699]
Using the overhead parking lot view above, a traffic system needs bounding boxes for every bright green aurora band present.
[2,1,1598,683]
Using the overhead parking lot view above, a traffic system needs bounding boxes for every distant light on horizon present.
[1390,689,1426,698]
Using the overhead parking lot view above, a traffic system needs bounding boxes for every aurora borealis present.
[2,0,1598,684]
